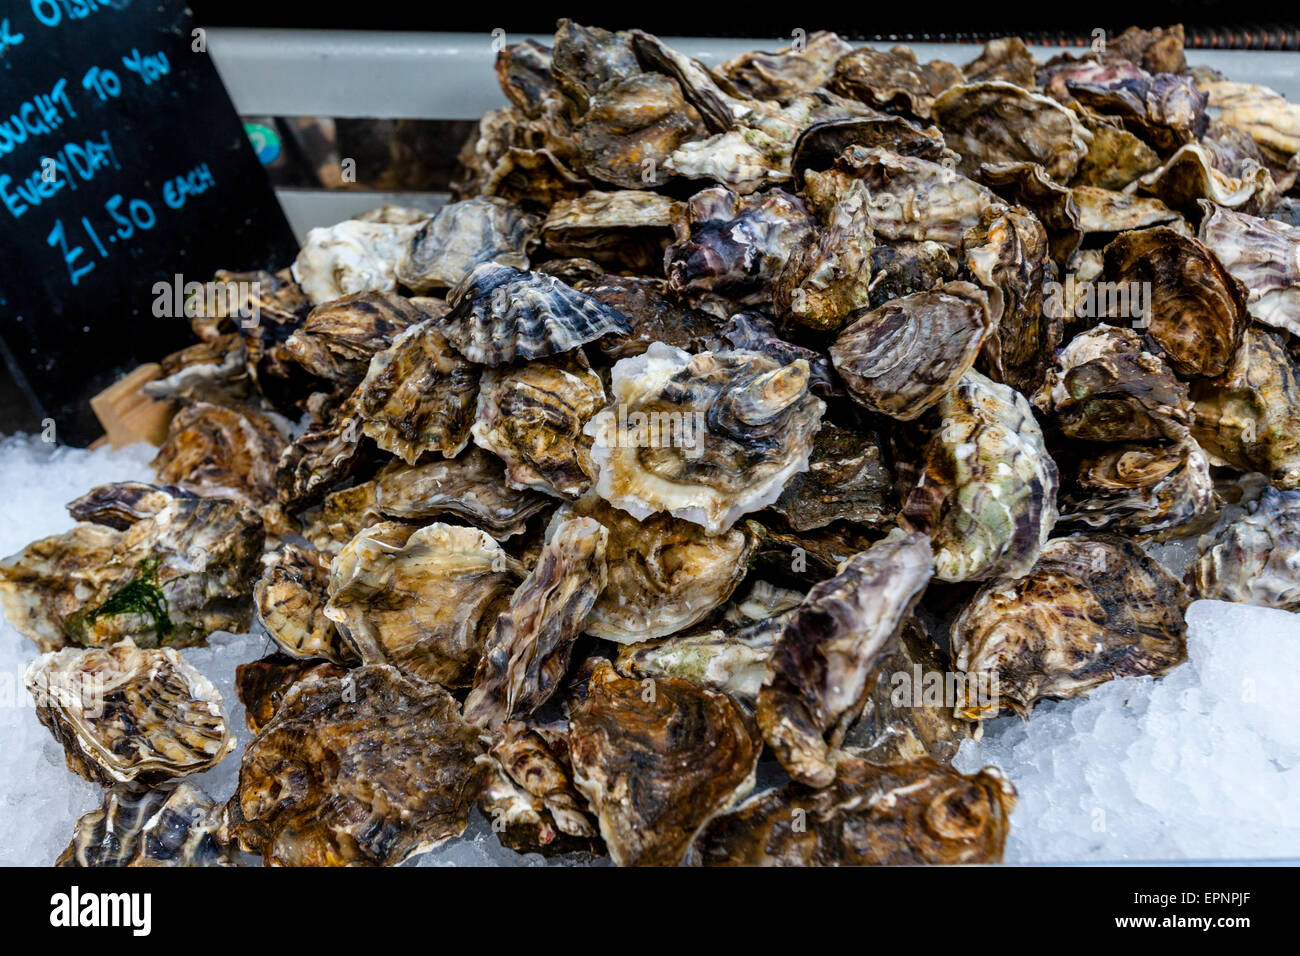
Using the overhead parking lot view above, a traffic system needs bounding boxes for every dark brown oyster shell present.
[771,422,895,531]
[790,115,952,188]
[1102,226,1248,379]
[830,281,992,420]
[572,72,705,189]
[540,190,676,271]
[230,664,485,866]
[692,755,1015,866]
[579,275,721,361]
[25,641,235,786]
[718,31,853,100]
[276,392,371,512]
[495,39,557,116]
[718,313,836,396]
[1066,66,1208,155]
[962,37,1037,88]
[152,401,287,507]
[973,161,1083,266]
[830,45,964,119]
[464,517,607,729]
[442,262,632,367]
[236,653,350,734]
[568,660,761,867]
[1188,486,1300,610]
[866,239,959,306]
[1067,105,1162,191]
[951,534,1189,719]
[1057,439,1214,536]
[1107,24,1188,75]
[144,333,253,407]
[57,784,239,867]
[1137,143,1275,219]
[274,291,429,391]
[757,528,934,787]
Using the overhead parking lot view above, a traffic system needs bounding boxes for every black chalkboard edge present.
[0,336,46,436]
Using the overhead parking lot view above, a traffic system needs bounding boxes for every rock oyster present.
[1198,80,1300,165]
[557,494,756,644]
[770,422,895,531]
[1188,487,1300,611]
[951,534,1189,719]
[540,190,677,271]
[692,755,1015,866]
[757,528,934,788]
[1198,205,1300,337]
[254,544,357,665]
[718,31,852,100]
[829,45,963,119]
[568,660,761,867]
[829,281,992,420]
[586,344,825,534]
[144,333,253,408]
[24,641,235,786]
[229,665,485,866]
[471,351,607,499]
[57,784,239,867]
[395,196,540,293]
[275,393,370,512]
[901,370,1059,582]
[151,401,287,507]
[324,522,523,689]
[1,483,264,651]
[442,262,631,366]
[615,617,783,706]
[1057,439,1214,537]
[276,291,430,391]
[236,654,348,734]
[292,214,427,305]
[355,318,479,464]
[464,517,608,729]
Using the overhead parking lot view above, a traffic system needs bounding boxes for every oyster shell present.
[664,186,817,302]
[395,197,540,293]
[57,784,238,867]
[236,653,349,734]
[144,333,253,407]
[1137,143,1274,218]
[790,115,952,187]
[369,448,553,539]
[866,239,959,305]
[1067,106,1162,191]
[1198,80,1300,165]
[568,659,761,867]
[254,544,357,665]
[355,318,479,464]
[1,484,263,651]
[1190,327,1300,489]
[1198,205,1300,337]
[718,31,853,100]
[962,37,1037,88]
[1071,186,1180,234]
[275,393,369,512]
[1188,486,1300,610]
[556,494,756,644]
[614,616,783,705]
[951,534,1189,719]
[292,215,427,306]
[324,522,523,688]
[25,640,235,786]
[803,146,997,248]
[442,262,631,366]
[586,344,825,534]
[579,275,721,361]
[901,370,1059,582]
[718,313,836,396]
[932,81,1093,182]
[151,401,287,507]
[770,422,895,531]
[471,351,607,499]
[961,205,1057,395]
[974,161,1083,266]
[496,39,557,116]
[830,45,963,119]
[464,517,608,729]
[1057,439,1215,536]
[276,291,430,390]
[540,190,676,271]
[830,281,992,419]
[230,664,485,866]
[1032,325,1193,442]
[1066,66,1207,155]
[692,755,1014,866]
[572,72,705,189]
[773,179,876,332]
[1102,226,1248,379]
[757,527,934,787]
[1107,24,1188,75]
[842,617,973,765]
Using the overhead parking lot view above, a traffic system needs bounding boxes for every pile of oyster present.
[5,20,1300,867]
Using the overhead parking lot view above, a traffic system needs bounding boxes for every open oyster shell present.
[442,262,631,366]
[1,484,264,651]
[932,81,1093,182]
[24,641,235,786]
[830,281,992,420]
[324,522,523,689]
[355,318,479,464]
[549,494,755,643]
[472,351,607,499]
[757,527,934,788]
[464,517,607,729]
[1188,486,1300,610]
[1102,226,1248,379]
[901,370,1059,582]
[1190,327,1300,490]
[230,664,485,866]
[254,544,357,665]
[692,755,1015,866]
[951,534,1189,719]
[57,784,239,867]
[586,344,825,534]
[568,659,761,867]
[803,146,998,248]
[1198,205,1300,337]
[396,197,540,293]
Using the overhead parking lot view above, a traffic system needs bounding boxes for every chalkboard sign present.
[0,0,299,444]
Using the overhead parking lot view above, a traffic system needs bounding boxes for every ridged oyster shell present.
[1188,486,1300,610]
[586,344,825,533]
[151,401,287,507]
[57,784,238,867]
[276,291,431,390]
[254,544,357,665]
[1198,205,1300,337]
[901,370,1059,582]
[24,640,235,786]
[396,196,540,293]
[442,262,631,366]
